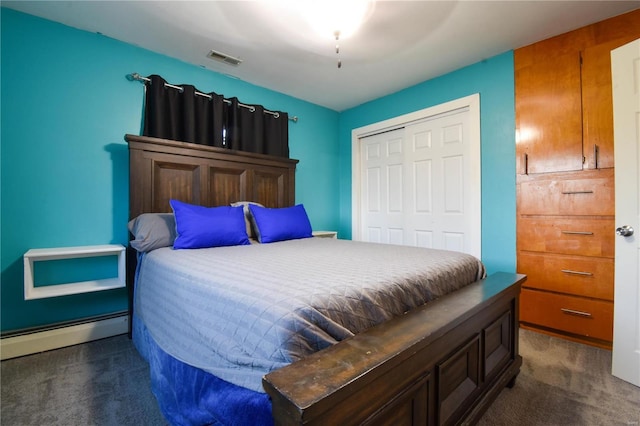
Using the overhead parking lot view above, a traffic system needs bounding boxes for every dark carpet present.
[1,334,166,425]
[478,329,640,426]
[1,328,638,425]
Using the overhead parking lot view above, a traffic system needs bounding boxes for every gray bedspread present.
[134,238,485,392]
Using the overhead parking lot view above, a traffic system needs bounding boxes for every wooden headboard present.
[125,134,299,220]
[124,134,299,337]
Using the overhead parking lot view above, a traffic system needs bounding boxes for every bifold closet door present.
[359,107,479,256]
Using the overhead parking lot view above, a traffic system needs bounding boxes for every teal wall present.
[1,8,516,333]
[0,9,340,332]
[337,53,516,275]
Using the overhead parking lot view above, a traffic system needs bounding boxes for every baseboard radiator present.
[0,312,128,361]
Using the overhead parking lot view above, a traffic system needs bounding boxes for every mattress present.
[134,237,485,392]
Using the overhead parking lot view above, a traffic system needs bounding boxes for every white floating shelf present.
[312,230,338,239]
[23,244,126,300]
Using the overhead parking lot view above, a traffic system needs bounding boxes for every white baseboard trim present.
[0,314,129,361]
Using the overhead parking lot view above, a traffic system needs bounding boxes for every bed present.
[125,134,525,425]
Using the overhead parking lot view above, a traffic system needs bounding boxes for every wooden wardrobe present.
[515,9,640,349]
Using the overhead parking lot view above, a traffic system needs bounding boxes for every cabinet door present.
[515,51,583,174]
[583,36,640,170]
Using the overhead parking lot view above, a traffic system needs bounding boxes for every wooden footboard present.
[264,272,525,426]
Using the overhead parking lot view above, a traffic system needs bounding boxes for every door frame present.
[351,93,481,257]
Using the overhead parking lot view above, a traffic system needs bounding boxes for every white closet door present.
[360,128,405,244]
[359,106,480,256]
[404,108,474,252]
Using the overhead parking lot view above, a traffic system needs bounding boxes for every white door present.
[403,109,474,253]
[612,38,640,387]
[355,96,481,258]
[359,128,406,244]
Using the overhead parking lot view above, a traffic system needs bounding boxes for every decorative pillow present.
[248,204,313,244]
[170,199,250,249]
[128,213,176,253]
[230,201,264,239]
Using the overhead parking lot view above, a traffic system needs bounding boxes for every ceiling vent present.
[207,49,242,66]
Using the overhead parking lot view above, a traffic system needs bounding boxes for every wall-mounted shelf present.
[23,245,125,300]
[312,231,338,239]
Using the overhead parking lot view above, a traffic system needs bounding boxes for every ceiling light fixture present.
[297,0,375,68]
[301,0,374,39]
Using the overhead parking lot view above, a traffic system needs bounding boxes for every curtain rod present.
[127,73,298,123]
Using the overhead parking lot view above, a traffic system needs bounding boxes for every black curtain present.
[143,75,224,147]
[264,110,289,158]
[143,74,289,157]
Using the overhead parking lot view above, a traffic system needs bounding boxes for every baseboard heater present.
[0,312,128,361]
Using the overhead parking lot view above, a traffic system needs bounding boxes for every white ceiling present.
[4,1,640,111]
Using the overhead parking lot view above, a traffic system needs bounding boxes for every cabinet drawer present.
[517,253,613,300]
[518,217,614,257]
[517,170,613,216]
[520,289,613,342]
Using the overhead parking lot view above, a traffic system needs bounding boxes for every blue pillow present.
[248,204,313,244]
[170,200,250,249]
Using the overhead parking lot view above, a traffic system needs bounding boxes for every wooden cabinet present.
[516,50,583,174]
[515,9,640,174]
[515,10,640,349]
[517,169,615,348]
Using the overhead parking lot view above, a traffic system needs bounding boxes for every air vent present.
[207,49,242,66]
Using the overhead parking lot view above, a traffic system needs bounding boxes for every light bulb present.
[299,0,374,39]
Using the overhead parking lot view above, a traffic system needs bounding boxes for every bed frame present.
[125,134,525,426]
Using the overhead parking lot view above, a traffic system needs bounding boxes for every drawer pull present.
[561,190,594,195]
[561,269,593,276]
[561,308,592,318]
[561,230,594,235]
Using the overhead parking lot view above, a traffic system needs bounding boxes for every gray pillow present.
[230,201,264,239]
[128,213,176,252]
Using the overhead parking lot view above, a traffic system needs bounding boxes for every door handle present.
[616,225,634,237]
[561,230,593,235]
[561,269,593,276]
[561,308,592,317]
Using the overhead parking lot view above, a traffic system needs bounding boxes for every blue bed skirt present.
[133,316,273,426]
